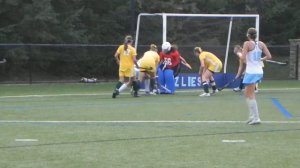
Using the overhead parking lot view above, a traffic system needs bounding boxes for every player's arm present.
[114,49,120,65]
[235,59,245,79]
[132,48,139,68]
[133,55,139,69]
[199,59,206,76]
[241,41,249,61]
[260,42,272,61]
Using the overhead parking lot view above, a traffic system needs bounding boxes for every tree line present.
[0,0,299,81]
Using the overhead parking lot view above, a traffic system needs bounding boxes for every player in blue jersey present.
[241,28,272,125]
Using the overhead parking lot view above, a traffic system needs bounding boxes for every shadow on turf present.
[1,128,300,149]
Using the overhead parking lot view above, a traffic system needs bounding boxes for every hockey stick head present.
[217,79,236,91]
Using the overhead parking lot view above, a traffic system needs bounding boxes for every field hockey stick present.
[180,56,192,70]
[265,60,288,65]
[155,76,171,93]
[0,58,6,64]
[138,66,153,70]
[218,78,237,91]
[181,60,192,70]
[162,62,167,71]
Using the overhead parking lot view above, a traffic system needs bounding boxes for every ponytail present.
[124,35,133,50]
[150,44,157,52]
[194,47,202,53]
[247,28,257,40]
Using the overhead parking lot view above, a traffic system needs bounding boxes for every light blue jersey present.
[243,41,263,85]
[245,41,263,74]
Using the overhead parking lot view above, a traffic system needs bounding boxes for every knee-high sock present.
[150,78,156,91]
[144,79,150,92]
[118,83,128,93]
[210,80,216,91]
[132,81,140,92]
[115,81,122,90]
[202,81,209,93]
[246,98,260,120]
[239,78,244,90]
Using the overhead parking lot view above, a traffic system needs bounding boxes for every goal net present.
[135,13,259,77]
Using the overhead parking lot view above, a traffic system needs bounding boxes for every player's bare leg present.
[200,70,211,97]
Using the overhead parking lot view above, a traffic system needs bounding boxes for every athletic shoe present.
[212,89,219,94]
[233,87,242,92]
[248,119,261,125]
[246,118,254,124]
[133,91,139,97]
[149,91,157,95]
[199,93,210,97]
[112,90,119,99]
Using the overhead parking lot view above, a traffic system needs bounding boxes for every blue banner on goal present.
[175,73,240,89]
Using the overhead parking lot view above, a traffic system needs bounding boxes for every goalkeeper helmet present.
[162,42,171,53]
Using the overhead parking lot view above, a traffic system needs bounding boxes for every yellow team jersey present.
[139,51,159,73]
[143,51,160,66]
[199,51,223,72]
[116,45,137,71]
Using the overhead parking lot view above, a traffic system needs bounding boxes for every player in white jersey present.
[241,28,272,125]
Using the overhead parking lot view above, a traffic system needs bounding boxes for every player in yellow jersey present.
[112,35,140,98]
[138,44,160,95]
[194,47,223,97]
[233,45,246,92]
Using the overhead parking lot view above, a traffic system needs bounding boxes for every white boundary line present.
[1,120,300,124]
[0,88,299,99]
[15,139,39,142]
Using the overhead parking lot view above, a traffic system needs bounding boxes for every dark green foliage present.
[0,0,299,82]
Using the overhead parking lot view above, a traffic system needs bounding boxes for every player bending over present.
[138,44,160,95]
[241,28,272,125]
[112,35,140,98]
[194,47,223,97]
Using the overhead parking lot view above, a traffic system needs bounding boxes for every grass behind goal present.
[0,81,299,168]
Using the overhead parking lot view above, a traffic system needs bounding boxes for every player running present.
[241,28,272,125]
[138,44,160,95]
[194,47,222,97]
[112,35,140,98]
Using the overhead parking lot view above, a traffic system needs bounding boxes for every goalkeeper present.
[158,42,181,94]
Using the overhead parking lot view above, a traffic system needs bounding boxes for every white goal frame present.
[135,13,260,73]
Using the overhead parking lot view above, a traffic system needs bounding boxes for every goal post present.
[135,13,260,73]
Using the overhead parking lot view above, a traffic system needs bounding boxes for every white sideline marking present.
[222,139,246,143]
[15,139,38,142]
[0,88,299,99]
[1,120,300,124]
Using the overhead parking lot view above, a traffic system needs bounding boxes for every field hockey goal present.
[134,13,260,74]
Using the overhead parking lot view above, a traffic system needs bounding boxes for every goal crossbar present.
[135,13,260,73]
